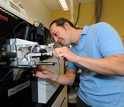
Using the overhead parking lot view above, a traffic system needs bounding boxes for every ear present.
[64,22,70,30]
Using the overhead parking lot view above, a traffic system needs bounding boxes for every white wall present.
[13,0,51,28]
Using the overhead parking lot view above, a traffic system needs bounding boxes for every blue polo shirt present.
[67,22,124,107]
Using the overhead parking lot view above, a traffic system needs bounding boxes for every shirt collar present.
[71,25,89,47]
[81,25,89,35]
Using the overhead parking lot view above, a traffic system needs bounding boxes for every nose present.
[53,36,59,43]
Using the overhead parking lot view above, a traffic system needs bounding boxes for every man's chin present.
[63,44,70,46]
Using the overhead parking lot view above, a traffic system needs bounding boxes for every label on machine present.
[0,0,28,21]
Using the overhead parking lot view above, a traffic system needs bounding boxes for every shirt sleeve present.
[67,61,78,70]
[96,22,124,57]
[67,46,78,70]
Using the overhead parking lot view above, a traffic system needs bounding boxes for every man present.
[33,18,124,107]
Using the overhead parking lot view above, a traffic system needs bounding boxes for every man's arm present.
[75,54,124,76]
[33,65,76,85]
[50,69,77,85]
[53,46,124,77]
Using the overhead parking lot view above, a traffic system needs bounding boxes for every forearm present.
[49,70,76,85]
[75,54,124,76]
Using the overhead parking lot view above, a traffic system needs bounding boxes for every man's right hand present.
[32,65,54,79]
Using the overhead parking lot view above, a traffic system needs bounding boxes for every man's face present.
[50,23,71,46]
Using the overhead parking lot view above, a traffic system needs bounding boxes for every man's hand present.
[52,46,77,62]
[32,65,53,79]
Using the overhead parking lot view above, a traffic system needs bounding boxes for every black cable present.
[13,21,29,42]
[89,0,100,25]
[75,3,81,26]
[97,0,103,23]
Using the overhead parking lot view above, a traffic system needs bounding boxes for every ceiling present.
[42,0,95,11]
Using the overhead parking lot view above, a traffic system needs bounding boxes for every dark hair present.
[49,17,80,29]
